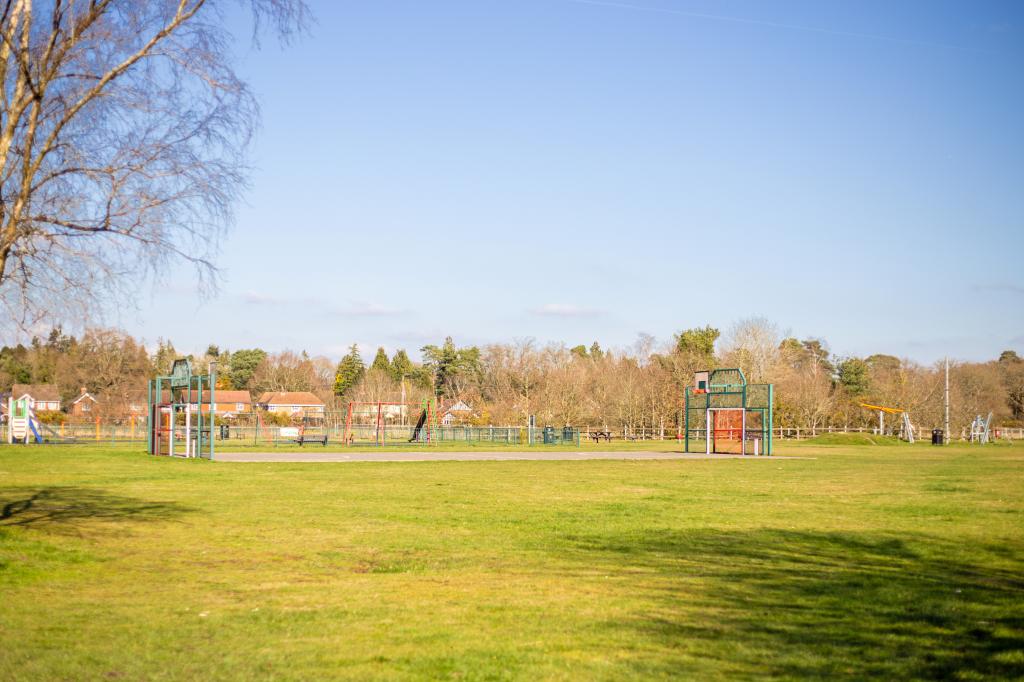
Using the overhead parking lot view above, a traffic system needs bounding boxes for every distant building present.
[125,391,148,416]
[11,384,61,412]
[151,389,253,416]
[68,388,99,417]
[256,391,326,417]
[440,399,473,425]
[208,390,253,416]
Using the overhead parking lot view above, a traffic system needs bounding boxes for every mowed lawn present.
[1,442,1023,680]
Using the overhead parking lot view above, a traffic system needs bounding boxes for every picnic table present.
[588,430,614,443]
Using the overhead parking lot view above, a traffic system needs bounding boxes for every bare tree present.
[720,317,780,383]
[0,0,307,328]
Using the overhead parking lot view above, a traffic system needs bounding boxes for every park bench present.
[275,427,328,447]
[294,434,328,446]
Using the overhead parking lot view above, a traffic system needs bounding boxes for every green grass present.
[1,442,1022,680]
[804,432,908,446]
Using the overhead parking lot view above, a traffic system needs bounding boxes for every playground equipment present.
[859,403,916,443]
[969,412,992,444]
[7,396,42,444]
[343,399,438,446]
[147,358,216,459]
[684,368,773,455]
[5,397,79,444]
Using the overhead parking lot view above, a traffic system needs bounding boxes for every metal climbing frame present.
[684,368,774,455]
[147,358,216,459]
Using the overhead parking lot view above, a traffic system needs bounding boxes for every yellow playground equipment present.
[859,403,916,443]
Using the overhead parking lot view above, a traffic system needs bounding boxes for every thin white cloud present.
[239,291,290,306]
[972,283,1024,295]
[531,303,602,318]
[333,301,407,318]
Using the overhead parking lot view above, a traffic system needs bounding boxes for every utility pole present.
[400,376,407,425]
[944,357,950,445]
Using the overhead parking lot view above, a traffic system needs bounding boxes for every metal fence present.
[3,422,1022,445]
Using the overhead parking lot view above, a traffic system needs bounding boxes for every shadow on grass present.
[0,487,192,530]
[563,528,1024,678]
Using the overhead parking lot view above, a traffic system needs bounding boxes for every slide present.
[28,418,43,444]
[408,410,427,442]
[39,421,75,443]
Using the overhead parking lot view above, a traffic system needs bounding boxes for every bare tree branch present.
[0,0,309,331]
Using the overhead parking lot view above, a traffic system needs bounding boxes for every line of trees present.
[2,321,1022,433]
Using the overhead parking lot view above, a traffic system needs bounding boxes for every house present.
[124,391,148,416]
[212,390,253,416]
[256,392,325,417]
[152,389,253,416]
[440,399,473,426]
[68,387,99,417]
[11,384,61,412]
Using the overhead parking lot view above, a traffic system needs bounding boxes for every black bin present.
[931,429,944,445]
[563,426,574,443]
[542,426,557,444]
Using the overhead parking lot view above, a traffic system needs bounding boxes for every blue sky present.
[125,0,1022,363]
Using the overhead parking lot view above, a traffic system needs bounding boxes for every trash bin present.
[563,426,574,443]
[542,426,556,444]
[931,428,943,445]
[219,424,229,440]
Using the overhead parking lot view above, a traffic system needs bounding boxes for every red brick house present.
[256,392,325,417]
[11,384,61,412]
[68,388,99,417]
[153,389,253,416]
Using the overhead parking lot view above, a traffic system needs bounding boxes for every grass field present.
[1,441,1022,680]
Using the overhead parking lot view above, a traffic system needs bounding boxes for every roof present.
[72,392,98,405]
[440,399,473,413]
[12,384,60,401]
[211,390,252,404]
[154,389,252,404]
[257,391,325,406]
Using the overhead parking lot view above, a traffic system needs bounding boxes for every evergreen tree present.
[333,344,365,397]
[1000,350,1024,419]
[570,345,589,359]
[837,358,870,396]
[153,338,178,375]
[421,337,481,397]
[674,326,719,361]
[389,349,414,382]
[589,342,604,360]
[0,344,32,385]
[228,349,267,390]
[370,347,391,373]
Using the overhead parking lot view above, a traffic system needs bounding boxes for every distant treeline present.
[2,321,1022,431]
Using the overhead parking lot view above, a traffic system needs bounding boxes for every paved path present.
[214,450,807,463]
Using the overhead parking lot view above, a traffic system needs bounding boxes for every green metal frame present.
[147,358,216,459]
[684,367,773,455]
